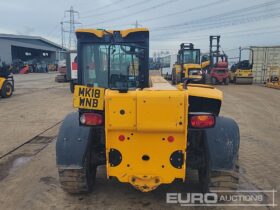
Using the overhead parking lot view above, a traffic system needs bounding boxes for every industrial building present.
[251,46,280,83]
[0,34,66,66]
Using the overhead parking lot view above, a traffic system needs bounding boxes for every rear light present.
[119,135,125,141]
[248,73,253,76]
[190,115,215,128]
[167,136,175,142]
[80,113,103,125]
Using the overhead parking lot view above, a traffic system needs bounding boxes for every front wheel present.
[211,77,217,85]
[70,81,75,93]
[224,78,229,85]
[171,69,176,85]
[1,81,13,98]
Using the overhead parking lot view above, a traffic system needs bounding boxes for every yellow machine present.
[230,47,254,84]
[266,66,280,89]
[172,43,204,84]
[0,63,14,98]
[56,28,240,194]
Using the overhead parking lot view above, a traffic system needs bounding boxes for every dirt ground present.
[0,73,279,210]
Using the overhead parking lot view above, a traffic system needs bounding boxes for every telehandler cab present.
[56,28,240,194]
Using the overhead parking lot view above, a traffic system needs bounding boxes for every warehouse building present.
[251,46,280,83]
[0,33,66,65]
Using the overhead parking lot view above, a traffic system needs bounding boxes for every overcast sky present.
[1,0,280,60]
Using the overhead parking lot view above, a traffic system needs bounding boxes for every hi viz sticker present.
[73,85,105,110]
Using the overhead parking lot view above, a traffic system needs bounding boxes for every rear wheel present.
[70,80,75,93]
[171,69,176,85]
[199,155,239,194]
[224,78,229,85]
[1,81,13,98]
[211,77,216,85]
[58,150,97,194]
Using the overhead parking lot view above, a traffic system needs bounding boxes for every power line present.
[84,0,181,27]
[150,7,280,39]
[151,24,280,41]
[100,0,230,29]
[81,0,127,15]
[152,0,280,31]
[152,29,280,44]
[139,0,230,24]
[81,0,150,19]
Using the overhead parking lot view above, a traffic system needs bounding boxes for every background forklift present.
[56,28,240,194]
[0,61,14,98]
[204,35,230,85]
[265,66,280,89]
[172,43,204,84]
[229,47,254,84]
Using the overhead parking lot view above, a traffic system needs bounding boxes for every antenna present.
[133,20,142,28]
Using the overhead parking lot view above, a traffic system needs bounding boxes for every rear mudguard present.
[56,112,93,168]
[204,116,240,171]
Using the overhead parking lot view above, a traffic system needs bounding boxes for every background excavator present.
[229,47,254,84]
[172,43,205,84]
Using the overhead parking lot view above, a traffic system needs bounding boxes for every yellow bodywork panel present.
[201,60,210,69]
[76,28,148,38]
[0,77,5,89]
[174,64,181,74]
[173,64,203,80]
[105,89,188,192]
[235,69,253,78]
[73,85,105,110]
[177,83,223,101]
[183,64,202,79]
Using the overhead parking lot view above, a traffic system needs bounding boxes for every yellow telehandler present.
[56,28,240,194]
[172,43,205,85]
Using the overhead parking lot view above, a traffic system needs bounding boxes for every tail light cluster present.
[189,114,215,128]
[80,113,103,126]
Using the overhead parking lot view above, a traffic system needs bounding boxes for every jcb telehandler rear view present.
[56,28,240,194]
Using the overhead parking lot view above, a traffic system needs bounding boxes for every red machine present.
[208,36,229,85]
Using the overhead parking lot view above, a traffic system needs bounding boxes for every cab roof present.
[76,28,149,38]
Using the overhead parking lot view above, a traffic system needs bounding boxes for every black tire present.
[225,78,229,85]
[171,69,176,85]
[1,81,13,98]
[199,155,239,194]
[58,150,97,194]
[70,81,75,93]
[211,77,216,85]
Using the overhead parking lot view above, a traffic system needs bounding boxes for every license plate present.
[73,85,105,110]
